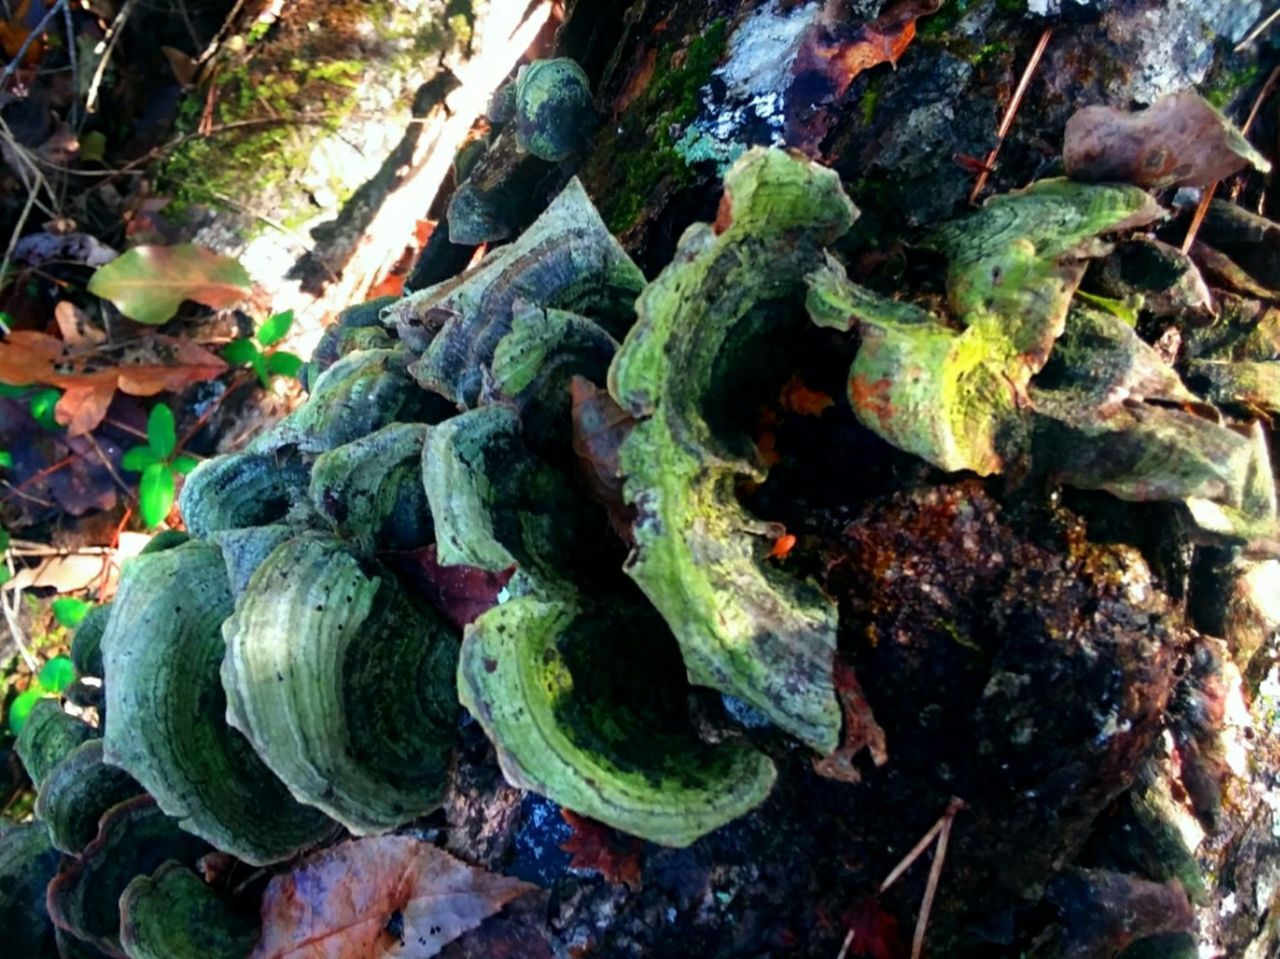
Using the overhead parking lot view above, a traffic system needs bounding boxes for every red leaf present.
[779,374,835,417]
[560,809,644,892]
[389,545,514,630]
[840,896,907,959]
[253,836,537,959]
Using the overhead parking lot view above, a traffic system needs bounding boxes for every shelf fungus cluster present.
[7,145,1279,954]
[806,179,1278,544]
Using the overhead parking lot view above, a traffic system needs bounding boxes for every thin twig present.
[880,818,946,893]
[0,581,39,672]
[1180,184,1217,255]
[82,432,135,502]
[63,0,79,127]
[197,0,250,65]
[838,798,966,959]
[0,454,76,506]
[0,0,67,87]
[1183,66,1277,252]
[910,800,962,959]
[1236,6,1280,52]
[95,505,133,599]
[178,370,254,450]
[85,0,139,115]
[9,543,116,557]
[1242,65,1280,136]
[968,27,1052,204]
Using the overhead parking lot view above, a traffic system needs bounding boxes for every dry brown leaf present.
[2,534,148,595]
[0,331,227,435]
[252,836,537,959]
[569,376,636,543]
[1064,91,1272,189]
[813,659,888,784]
[54,301,107,348]
[786,0,942,149]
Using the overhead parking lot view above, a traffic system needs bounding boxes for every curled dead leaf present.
[1064,91,1271,189]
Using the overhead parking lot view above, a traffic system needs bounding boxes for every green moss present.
[917,0,972,41]
[1201,61,1262,109]
[859,76,884,126]
[586,19,728,234]
[973,39,1012,68]
[158,55,362,225]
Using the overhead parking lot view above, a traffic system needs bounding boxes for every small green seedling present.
[223,310,304,387]
[7,654,77,734]
[0,383,63,430]
[121,403,199,528]
[52,597,93,629]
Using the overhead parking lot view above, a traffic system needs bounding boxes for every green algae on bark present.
[459,596,776,848]
[220,534,457,834]
[101,542,335,865]
[609,148,856,752]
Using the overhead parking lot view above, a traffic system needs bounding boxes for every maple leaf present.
[560,809,644,892]
[0,331,226,435]
[253,836,537,959]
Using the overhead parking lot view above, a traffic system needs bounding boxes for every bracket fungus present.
[806,179,1163,475]
[458,596,777,847]
[119,862,258,959]
[391,176,643,406]
[309,422,433,552]
[0,821,62,958]
[512,58,595,163]
[423,404,586,600]
[221,534,458,834]
[16,698,94,789]
[807,182,1278,547]
[178,450,311,539]
[34,740,142,856]
[101,541,335,865]
[608,148,856,752]
[46,796,211,956]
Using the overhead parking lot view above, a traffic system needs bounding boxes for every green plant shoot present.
[223,310,304,387]
[121,403,200,528]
